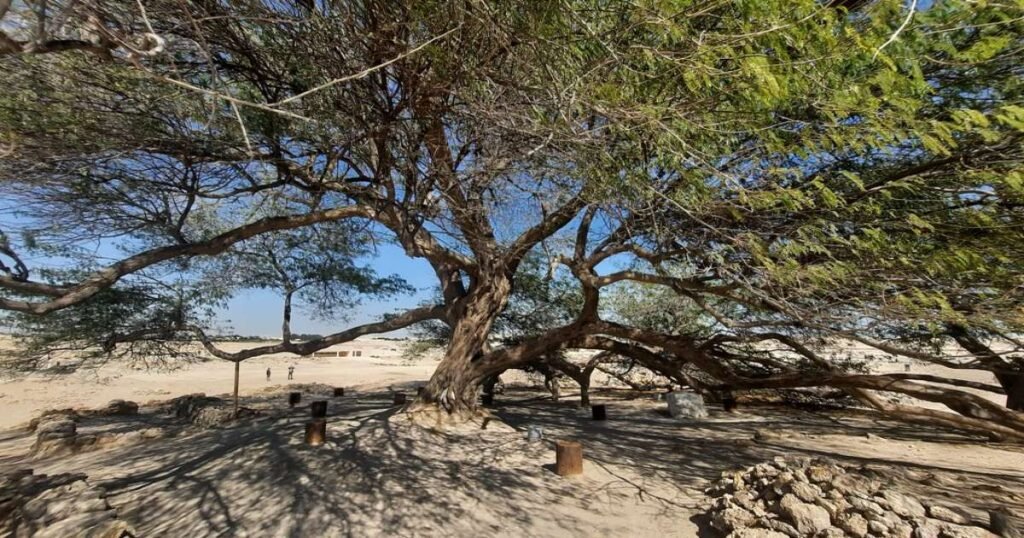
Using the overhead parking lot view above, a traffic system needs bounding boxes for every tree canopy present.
[1,0,1023,438]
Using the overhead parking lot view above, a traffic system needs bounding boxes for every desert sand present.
[0,337,1021,537]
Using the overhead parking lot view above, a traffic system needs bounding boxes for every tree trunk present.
[1003,373,1024,411]
[545,371,561,401]
[233,361,240,414]
[419,277,512,413]
[579,378,590,407]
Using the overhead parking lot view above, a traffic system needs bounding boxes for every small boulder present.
[848,497,886,517]
[666,391,708,419]
[790,481,822,503]
[929,505,971,525]
[102,400,138,416]
[779,493,831,535]
[820,528,847,538]
[882,491,926,519]
[837,512,869,538]
[763,518,801,538]
[711,507,757,532]
[915,520,942,538]
[806,465,835,484]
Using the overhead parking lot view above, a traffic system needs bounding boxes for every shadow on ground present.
[0,386,1021,537]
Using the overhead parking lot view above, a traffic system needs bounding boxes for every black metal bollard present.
[288,392,301,407]
[591,404,607,421]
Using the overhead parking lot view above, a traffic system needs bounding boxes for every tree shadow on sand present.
[2,387,1022,537]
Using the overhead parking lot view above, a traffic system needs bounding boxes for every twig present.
[873,0,917,61]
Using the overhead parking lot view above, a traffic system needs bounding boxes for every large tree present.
[1,0,1023,438]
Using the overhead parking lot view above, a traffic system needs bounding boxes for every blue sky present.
[216,243,436,337]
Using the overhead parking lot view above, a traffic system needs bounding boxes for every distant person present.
[266,367,271,382]
[288,366,295,380]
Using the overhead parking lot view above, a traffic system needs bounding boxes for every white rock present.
[928,505,971,525]
[666,391,708,419]
[820,528,847,538]
[915,520,942,538]
[837,512,869,538]
[849,496,886,516]
[882,491,926,519]
[779,493,831,535]
[711,507,757,532]
[790,481,822,503]
[726,529,790,538]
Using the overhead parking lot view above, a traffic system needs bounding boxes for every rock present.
[763,518,801,538]
[35,420,76,437]
[892,522,915,538]
[753,463,781,479]
[869,520,890,534]
[831,473,879,496]
[939,523,1000,538]
[140,427,164,439]
[726,529,790,538]
[791,481,822,503]
[806,465,835,484]
[666,391,708,419]
[915,520,942,538]
[3,474,130,538]
[733,490,757,510]
[849,496,886,517]
[883,491,927,519]
[815,497,850,520]
[779,494,831,535]
[929,505,971,525]
[102,400,138,416]
[820,528,847,538]
[95,520,136,538]
[837,512,870,538]
[712,507,757,532]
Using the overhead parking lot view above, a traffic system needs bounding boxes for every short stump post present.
[288,392,301,407]
[333,387,345,397]
[416,386,425,396]
[555,440,583,477]
[481,393,494,406]
[723,397,737,413]
[305,420,326,446]
[591,404,607,420]
[393,393,407,406]
[311,400,327,418]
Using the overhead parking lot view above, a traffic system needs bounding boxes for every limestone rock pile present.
[31,414,79,456]
[163,393,259,428]
[704,457,1006,538]
[0,470,134,538]
[30,407,162,457]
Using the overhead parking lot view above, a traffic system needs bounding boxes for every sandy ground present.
[0,386,1021,537]
[0,337,1021,537]
[0,337,438,430]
